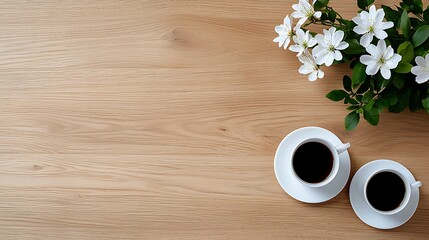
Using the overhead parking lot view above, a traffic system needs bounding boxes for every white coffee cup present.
[291,138,350,188]
[363,169,422,215]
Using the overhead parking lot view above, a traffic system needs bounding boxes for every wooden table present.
[0,0,428,239]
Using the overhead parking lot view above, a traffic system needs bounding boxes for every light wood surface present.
[0,0,428,239]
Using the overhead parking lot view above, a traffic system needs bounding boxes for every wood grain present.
[0,0,428,239]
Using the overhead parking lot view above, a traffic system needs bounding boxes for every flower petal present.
[374,29,388,39]
[411,66,426,75]
[334,50,342,61]
[315,34,327,47]
[315,51,329,65]
[273,36,286,47]
[360,11,370,21]
[416,73,429,83]
[352,16,366,26]
[325,53,335,66]
[336,42,349,50]
[299,65,313,74]
[292,4,300,11]
[384,46,394,59]
[380,66,391,79]
[366,62,380,75]
[369,5,377,19]
[308,71,318,81]
[308,38,317,47]
[354,25,368,35]
[388,53,402,66]
[312,45,323,57]
[283,37,291,49]
[360,55,376,65]
[375,9,385,23]
[313,11,322,19]
[365,45,379,59]
[275,25,285,34]
[415,56,426,67]
[377,39,387,53]
[289,44,301,53]
[317,69,324,78]
[381,21,394,30]
[299,0,311,8]
[297,17,308,26]
[333,30,344,47]
[360,33,373,47]
[283,16,291,27]
[292,12,305,19]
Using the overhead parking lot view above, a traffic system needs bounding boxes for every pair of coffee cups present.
[274,127,422,229]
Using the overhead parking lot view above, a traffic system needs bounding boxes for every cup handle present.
[335,142,350,155]
[412,181,422,189]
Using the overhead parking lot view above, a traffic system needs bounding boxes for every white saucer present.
[274,127,351,203]
[349,160,420,229]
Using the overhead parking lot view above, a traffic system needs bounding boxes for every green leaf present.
[356,79,371,94]
[363,108,380,125]
[314,0,329,10]
[343,76,352,92]
[409,89,422,111]
[424,7,429,23]
[397,41,414,62]
[410,17,421,29]
[356,94,363,102]
[394,62,413,73]
[318,0,329,5]
[345,96,359,104]
[363,98,376,111]
[328,10,337,22]
[376,98,390,112]
[320,13,329,21]
[389,90,411,112]
[345,111,360,130]
[383,5,400,22]
[400,10,411,38]
[343,39,364,55]
[358,0,374,10]
[412,25,429,47]
[326,90,348,101]
[412,0,423,14]
[392,74,405,89]
[347,105,360,110]
[385,94,399,105]
[400,2,411,12]
[362,91,374,103]
[352,62,366,86]
[423,97,429,112]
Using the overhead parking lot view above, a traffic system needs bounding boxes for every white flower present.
[352,5,394,47]
[360,40,402,79]
[289,29,317,56]
[312,27,349,66]
[298,51,324,81]
[273,15,294,49]
[411,55,429,84]
[291,0,322,26]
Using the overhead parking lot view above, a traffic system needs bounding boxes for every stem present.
[415,13,424,21]
[317,21,344,28]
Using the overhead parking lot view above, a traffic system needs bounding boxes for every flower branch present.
[273,0,429,130]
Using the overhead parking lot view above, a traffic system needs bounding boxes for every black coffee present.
[292,142,333,183]
[366,171,406,212]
